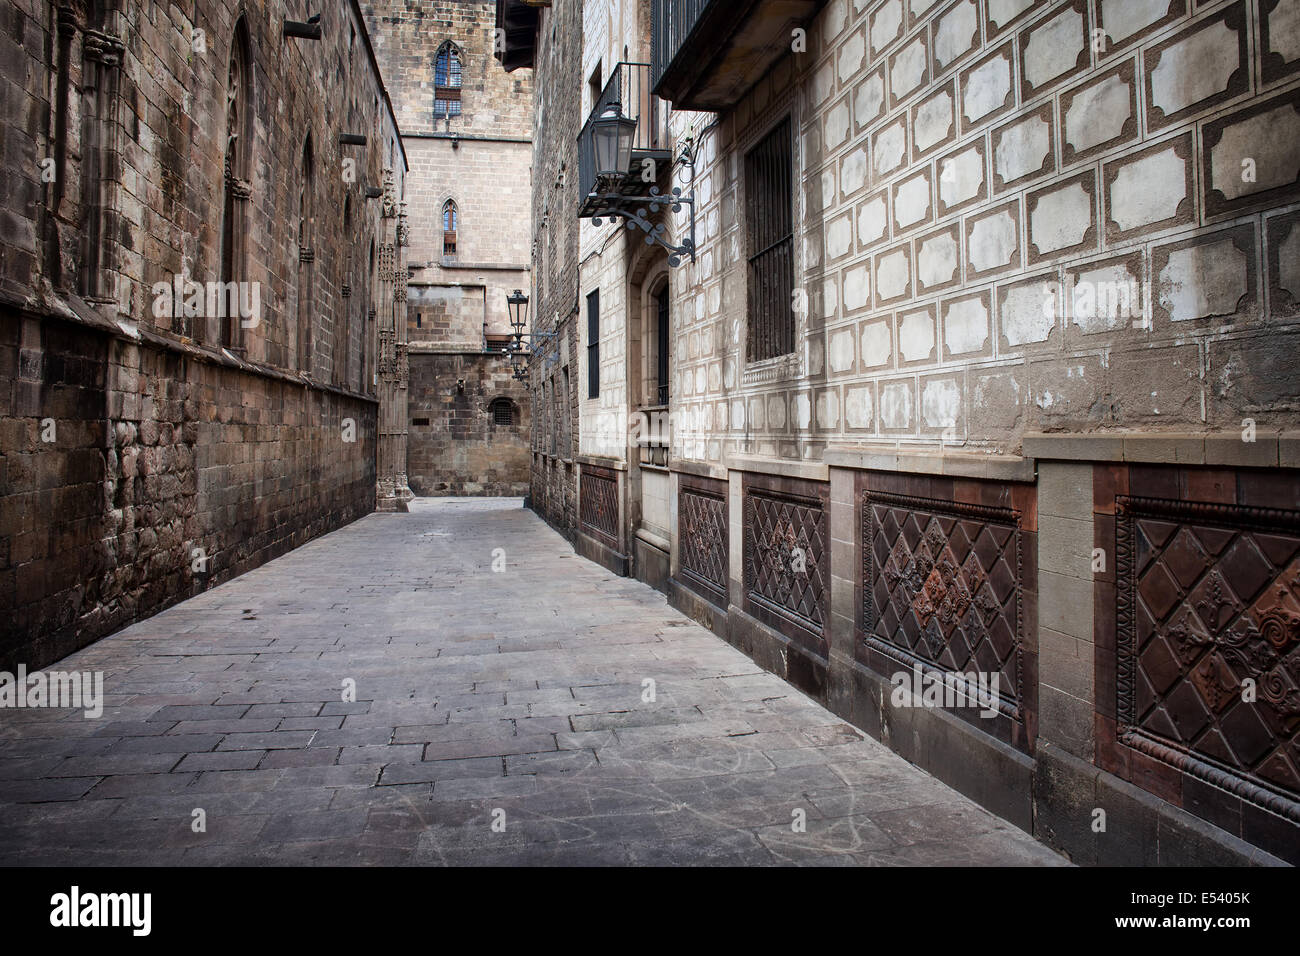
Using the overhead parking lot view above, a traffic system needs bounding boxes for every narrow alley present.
[0,500,1062,866]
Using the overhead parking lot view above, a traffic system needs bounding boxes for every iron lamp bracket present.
[591,186,696,267]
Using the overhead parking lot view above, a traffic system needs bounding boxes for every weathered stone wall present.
[1,313,377,672]
[407,350,529,495]
[365,0,533,497]
[365,0,532,339]
[527,0,584,537]
[0,0,402,669]
[363,0,533,141]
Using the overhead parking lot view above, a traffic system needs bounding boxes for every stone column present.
[376,172,413,511]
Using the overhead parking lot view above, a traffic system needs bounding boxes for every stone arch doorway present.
[626,244,672,590]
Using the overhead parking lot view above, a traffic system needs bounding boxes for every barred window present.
[744,117,794,362]
[434,42,462,118]
[489,398,515,426]
[586,289,600,399]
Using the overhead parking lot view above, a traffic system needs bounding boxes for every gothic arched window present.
[296,133,315,371]
[442,199,458,257]
[218,18,253,348]
[434,42,462,119]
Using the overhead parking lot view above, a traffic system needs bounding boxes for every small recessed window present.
[412,417,430,427]
[490,398,515,426]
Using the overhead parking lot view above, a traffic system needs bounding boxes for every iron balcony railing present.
[577,62,671,218]
[651,0,713,95]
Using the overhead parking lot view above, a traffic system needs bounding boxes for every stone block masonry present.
[364,1,533,500]
[524,0,583,541]
[407,350,529,495]
[0,316,376,672]
[0,0,406,669]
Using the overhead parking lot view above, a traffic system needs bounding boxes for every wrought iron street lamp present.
[591,136,699,267]
[507,288,530,346]
[591,101,636,181]
[501,289,555,384]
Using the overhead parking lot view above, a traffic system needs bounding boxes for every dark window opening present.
[412,417,430,427]
[587,62,602,114]
[586,289,600,399]
[218,19,252,349]
[745,117,794,363]
[490,398,515,426]
[655,284,670,406]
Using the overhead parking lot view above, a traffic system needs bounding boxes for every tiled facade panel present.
[857,470,1039,751]
[663,0,1300,469]
[1094,463,1300,862]
[742,473,831,654]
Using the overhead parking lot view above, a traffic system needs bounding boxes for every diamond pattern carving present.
[743,485,828,645]
[679,479,728,607]
[1116,496,1300,820]
[580,466,619,548]
[864,492,1022,716]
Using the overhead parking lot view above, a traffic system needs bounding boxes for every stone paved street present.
[0,500,1065,866]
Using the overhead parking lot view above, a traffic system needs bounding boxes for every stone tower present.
[364,0,534,497]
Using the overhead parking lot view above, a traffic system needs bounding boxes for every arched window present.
[337,195,352,384]
[442,199,458,257]
[489,397,516,426]
[296,134,315,371]
[298,136,314,251]
[434,42,462,119]
[218,18,253,348]
[651,280,671,406]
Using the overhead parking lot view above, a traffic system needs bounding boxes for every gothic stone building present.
[365,0,531,496]
[500,0,1300,865]
[0,0,410,669]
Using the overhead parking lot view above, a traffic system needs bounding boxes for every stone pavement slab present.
[0,498,1066,866]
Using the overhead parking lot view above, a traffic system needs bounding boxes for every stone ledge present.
[725,453,829,482]
[575,454,626,471]
[668,458,728,480]
[1023,431,1298,468]
[634,527,670,553]
[1033,740,1292,866]
[824,444,1036,482]
[11,294,379,405]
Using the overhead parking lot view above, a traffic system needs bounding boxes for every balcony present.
[652,0,828,112]
[494,0,541,72]
[577,62,672,219]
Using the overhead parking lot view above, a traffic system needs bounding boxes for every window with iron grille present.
[442,200,458,257]
[654,284,670,406]
[434,42,462,118]
[587,289,600,399]
[744,117,795,362]
[489,398,514,426]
